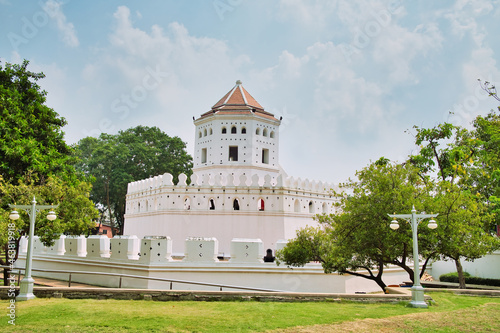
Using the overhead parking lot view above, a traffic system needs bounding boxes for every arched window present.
[263,129,268,137]
[203,128,207,137]
[233,198,240,211]
[209,128,213,135]
[198,131,202,138]
[184,197,191,210]
[309,201,314,213]
[270,131,275,138]
[294,199,300,213]
[222,127,227,134]
[258,199,265,211]
[137,202,141,213]
[231,126,237,134]
[241,127,247,134]
[322,202,328,214]
[209,198,215,210]
[256,128,260,135]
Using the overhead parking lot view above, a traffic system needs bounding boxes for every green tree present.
[277,159,437,292]
[410,120,500,288]
[74,126,193,234]
[0,60,74,184]
[0,60,99,285]
[0,174,99,285]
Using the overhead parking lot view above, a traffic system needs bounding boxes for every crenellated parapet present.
[125,172,338,215]
[127,172,335,194]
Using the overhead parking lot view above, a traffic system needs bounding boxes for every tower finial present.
[236,80,242,85]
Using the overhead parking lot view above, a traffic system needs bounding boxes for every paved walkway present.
[19,275,103,288]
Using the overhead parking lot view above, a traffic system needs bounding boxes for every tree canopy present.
[0,60,74,184]
[73,125,193,234]
[0,60,98,285]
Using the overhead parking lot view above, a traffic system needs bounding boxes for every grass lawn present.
[0,291,498,332]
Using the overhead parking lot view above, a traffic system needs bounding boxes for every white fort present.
[123,81,337,257]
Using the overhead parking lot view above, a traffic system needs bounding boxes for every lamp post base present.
[16,277,36,301]
[409,285,428,308]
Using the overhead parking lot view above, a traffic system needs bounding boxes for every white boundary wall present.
[429,251,500,280]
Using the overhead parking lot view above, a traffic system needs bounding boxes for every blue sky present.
[1,0,499,184]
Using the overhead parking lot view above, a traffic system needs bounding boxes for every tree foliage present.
[278,160,437,291]
[73,126,193,234]
[0,60,99,285]
[0,60,74,184]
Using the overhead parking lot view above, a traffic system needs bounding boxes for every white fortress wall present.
[123,172,337,255]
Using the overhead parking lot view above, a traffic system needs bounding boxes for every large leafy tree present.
[0,60,74,183]
[409,108,500,288]
[0,60,98,285]
[74,126,193,234]
[278,159,437,292]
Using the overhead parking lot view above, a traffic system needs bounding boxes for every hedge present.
[439,272,500,287]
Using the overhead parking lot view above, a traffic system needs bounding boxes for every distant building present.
[124,81,337,256]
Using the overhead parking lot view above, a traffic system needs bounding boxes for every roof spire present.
[236,80,242,85]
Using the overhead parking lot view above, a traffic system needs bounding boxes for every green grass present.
[0,292,498,332]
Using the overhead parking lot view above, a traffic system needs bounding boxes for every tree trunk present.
[105,179,115,237]
[455,258,467,289]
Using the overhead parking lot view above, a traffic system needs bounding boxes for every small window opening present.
[231,126,237,134]
[229,146,238,161]
[294,199,300,212]
[242,127,247,134]
[204,128,207,136]
[233,198,240,211]
[263,128,268,137]
[256,128,260,135]
[222,127,227,134]
[209,128,213,135]
[262,149,269,164]
[258,199,265,211]
[209,199,215,210]
[309,201,314,213]
[201,148,207,163]
[322,202,328,214]
[270,131,275,138]
[198,131,202,138]
[184,197,191,210]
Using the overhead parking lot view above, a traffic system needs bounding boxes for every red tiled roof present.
[197,81,279,122]
[212,80,264,110]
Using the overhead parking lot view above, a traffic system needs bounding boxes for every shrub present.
[439,272,500,287]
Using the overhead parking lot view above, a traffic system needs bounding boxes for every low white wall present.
[14,254,410,294]
[430,251,500,280]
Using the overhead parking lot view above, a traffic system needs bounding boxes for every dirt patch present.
[270,303,500,333]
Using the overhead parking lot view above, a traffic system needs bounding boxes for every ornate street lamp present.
[388,206,438,308]
[9,197,58,301]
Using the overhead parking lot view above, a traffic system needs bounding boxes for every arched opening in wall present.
[263,128,268,137]
[184,197,191,210]
[145,200,149,212]
[203,128,207,136]
[209,128,213,135]
[322,202,328,214]
[231,126,237,134]
[233,198,240,211]
[256,128,260,135]
[309,201,314,213]
[137,202,141,213]
[241,127,247,134]
[222,127,227,134]
[270,131,275,138]
[209,198,215,210]
[198,131,202,138]
[294,199,300,213]
[258,198,265,211]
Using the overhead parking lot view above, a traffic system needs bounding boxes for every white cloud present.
[43,0,79,47]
